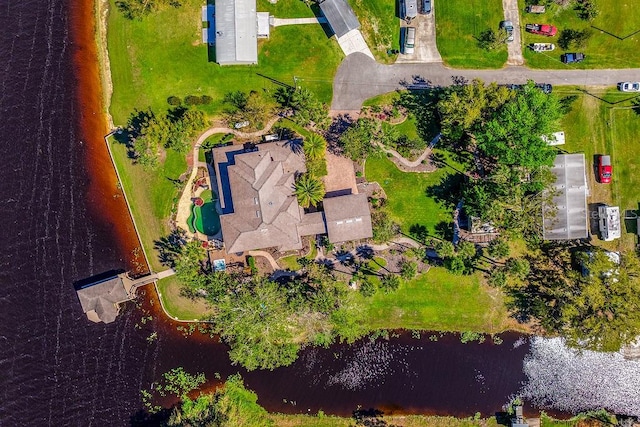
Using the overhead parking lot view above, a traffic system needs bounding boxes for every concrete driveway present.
[336,29,374,59]
[503,0,524,65]
[331,53,640,111]
[397,9,442,63]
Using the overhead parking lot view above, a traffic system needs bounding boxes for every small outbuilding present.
[318,0,360,38]
[76,275,130,324]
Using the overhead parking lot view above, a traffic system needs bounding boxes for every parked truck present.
[525,23,557,36]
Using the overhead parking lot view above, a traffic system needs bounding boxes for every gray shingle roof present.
[215,0,258,65]
[323,193,373,243]
[543,154,589,240]
[214,142,374,253]
[215,142,308,253]
[76,276,130,324]
[319,0,361,38]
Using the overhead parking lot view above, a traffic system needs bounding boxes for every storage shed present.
[318,0,360,38]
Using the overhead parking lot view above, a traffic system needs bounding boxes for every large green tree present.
[437,80,514,142]
[476,82,561,169]
[167,374,273,427]
[338,118,377,161]
[293,173,325,208]
[211,278,300,370]
[506,246,640,352]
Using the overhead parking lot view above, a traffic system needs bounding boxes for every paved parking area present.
[397,10,442,63]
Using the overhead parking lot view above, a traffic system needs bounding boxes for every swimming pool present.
[187,190,221,236]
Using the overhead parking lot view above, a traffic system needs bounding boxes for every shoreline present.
[95,0,115,130]
[70,0,146,273]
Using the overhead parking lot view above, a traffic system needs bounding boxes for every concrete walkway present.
[331,53,640,111]
[271,17,327,27]
[175,116,283,236]
[503,0,524,65]
[375,133,441,170]
[248,250,280,270]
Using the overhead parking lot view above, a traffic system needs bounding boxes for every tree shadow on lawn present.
[425,172,464,207]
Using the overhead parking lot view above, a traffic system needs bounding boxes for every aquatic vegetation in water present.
[520,337,640,416]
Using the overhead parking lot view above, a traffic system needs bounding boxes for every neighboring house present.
[318,0,360,38]
[212,0,270,65]
[543,154,588,240]
[212,141,373,254]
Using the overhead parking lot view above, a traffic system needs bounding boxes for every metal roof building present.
[318,0,360,38]
[543,154,589,240]
[215,0,258,65]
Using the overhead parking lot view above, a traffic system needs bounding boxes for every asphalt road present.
[331,53,640,111]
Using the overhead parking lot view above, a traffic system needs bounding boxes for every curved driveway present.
[331,53,640,111]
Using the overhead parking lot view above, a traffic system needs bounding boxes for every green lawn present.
[348,0,400,64]
[435,0,508,68]
[518,0,640,68]
[107,0,343,125]
[363,154,520,333]
[257,0,315,18]
[557,87,640,252]
[109,136,186,272]
[364,267,516,332]
[365,154,459,235]
[156,276,213,320]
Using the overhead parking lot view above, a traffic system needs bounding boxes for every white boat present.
[531,43,555,52]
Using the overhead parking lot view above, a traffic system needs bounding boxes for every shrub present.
[167,96,182,106]
[359,279,376,297]
[200,95,213,105]
[185,95,203,106]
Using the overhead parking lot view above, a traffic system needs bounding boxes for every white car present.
[618,82,640,92]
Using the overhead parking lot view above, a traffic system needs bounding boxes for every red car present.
[598,155,612,183]
[525,23,558,36]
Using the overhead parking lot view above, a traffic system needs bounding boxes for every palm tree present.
[293,174,325,208]
[303,133,327,160]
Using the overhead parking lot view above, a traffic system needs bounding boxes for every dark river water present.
[2,0,640,425]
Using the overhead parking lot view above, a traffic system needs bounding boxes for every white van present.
[404,27,416,54]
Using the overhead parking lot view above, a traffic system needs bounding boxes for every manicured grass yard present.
[365,154,459,235]
[364,267,518,333]
[108,0,343,124]
[109,136,186,272]
[435,0,508,68]
[556,87,640,251]
[364,154,522,333]
[156,276,213,320]
[348,0,400,64]
[518,0,640,68]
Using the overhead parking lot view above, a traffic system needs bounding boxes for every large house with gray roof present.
[212,141,373,254]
